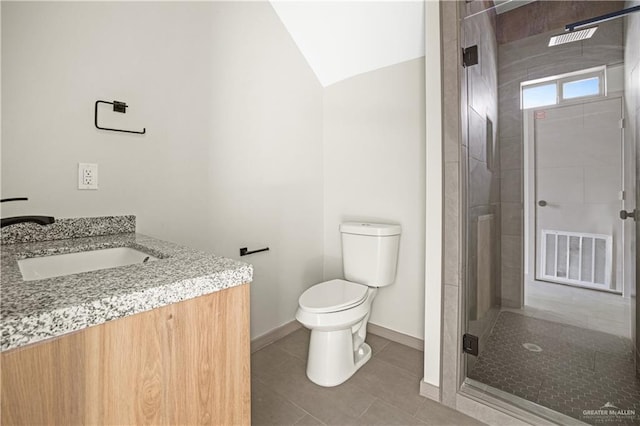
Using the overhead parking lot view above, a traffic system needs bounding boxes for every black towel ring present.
[94,100,146,135]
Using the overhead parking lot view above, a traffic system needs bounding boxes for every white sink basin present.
[18,247,158,281]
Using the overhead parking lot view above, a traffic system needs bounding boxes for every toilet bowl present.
[296,222,401,387]
[296,279,377,387]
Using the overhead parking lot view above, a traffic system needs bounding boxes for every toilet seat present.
[299,279,368,313]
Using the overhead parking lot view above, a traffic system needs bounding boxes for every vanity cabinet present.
[1,284,250,425]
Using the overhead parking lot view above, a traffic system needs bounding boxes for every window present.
[520,66,606,110]
[562,77,600,99]
[522,83,557,109]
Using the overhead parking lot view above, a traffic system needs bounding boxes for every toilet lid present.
[299,279,368,313]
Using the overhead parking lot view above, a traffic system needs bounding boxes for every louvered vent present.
[548,27,598,46]
[540,229,612,289]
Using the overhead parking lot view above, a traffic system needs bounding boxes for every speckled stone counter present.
[1,215,136,244]
[1,232,253,352]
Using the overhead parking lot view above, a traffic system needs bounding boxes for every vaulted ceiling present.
[270,1,425,87]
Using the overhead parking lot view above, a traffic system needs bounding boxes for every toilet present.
[296,222,401,387]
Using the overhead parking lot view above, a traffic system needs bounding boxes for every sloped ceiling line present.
[270,1,425,87]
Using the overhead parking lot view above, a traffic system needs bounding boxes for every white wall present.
[2,1,429,343]
[1,1,325,339]
[322,58,426,339]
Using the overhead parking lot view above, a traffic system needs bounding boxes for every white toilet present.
[296,222,401,387]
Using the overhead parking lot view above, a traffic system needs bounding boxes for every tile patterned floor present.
[252,328,485,426]
[468,311,640,425]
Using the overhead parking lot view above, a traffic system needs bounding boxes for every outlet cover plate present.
[78,163,98,190]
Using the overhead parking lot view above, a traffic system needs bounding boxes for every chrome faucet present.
[1,198,55,229]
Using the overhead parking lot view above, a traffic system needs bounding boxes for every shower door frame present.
[454,3,637,426]
[439,2,566,423]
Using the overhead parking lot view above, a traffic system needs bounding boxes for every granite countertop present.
[1,232,253,352]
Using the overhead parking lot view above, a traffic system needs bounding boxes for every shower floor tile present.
[468,311,640,425]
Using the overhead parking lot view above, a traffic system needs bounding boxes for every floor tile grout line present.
[369,355,424,379]
[287,401,321,425]
[356,397,378,419]
[274,346,308,362]
[350,353,427,418]
[251,373,315,425]
[293,409,327,426]
[348,373,425,419]
[369,337,391,354]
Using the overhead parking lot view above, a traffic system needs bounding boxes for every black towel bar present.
[239,247,269,256]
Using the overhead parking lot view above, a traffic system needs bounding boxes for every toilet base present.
[306,329,372,387]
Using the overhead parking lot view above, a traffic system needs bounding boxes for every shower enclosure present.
[459,1,640,424]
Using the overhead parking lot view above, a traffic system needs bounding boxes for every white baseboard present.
[251,320,301,353]
[367,322,424,351]
[420,380,440,401]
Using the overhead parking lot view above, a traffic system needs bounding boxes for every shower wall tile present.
[501,265,522,308]
[492,205,502,302]
[439,0,463,410]
[525,62,582,81]
[497,39,521,66]
[497,76,520,107]
[460,144,468,221]
[500,137,521,171]
[441,283,460,407]
[501,202,522,236]
[469,205,492,221]
[523,40,583,71]
[468,108,487,162]
[470,73,493,120]
[444,161,460,287]
[441,1,458,43]
[490,172,500,204]
[470,158,493,208]
[500,169,522,203]
[497,100,522,139]
[581,19,624,62]
[443,38,461,163]
[502,233,522,307]
[501,235,522,270]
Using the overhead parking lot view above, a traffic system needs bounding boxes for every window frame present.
[520,66,607,110]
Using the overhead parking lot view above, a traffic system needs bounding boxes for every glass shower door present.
[460,2,640,424]
[460,1,501,380]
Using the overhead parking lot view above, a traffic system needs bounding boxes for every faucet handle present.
[1,197,28,203]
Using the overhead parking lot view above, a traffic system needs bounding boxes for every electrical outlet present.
[78,163,98,190]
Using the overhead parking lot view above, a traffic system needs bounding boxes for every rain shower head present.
[548,27,597,47]
[550,4,640,47]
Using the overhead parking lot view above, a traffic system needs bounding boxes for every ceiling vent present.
[548,27,597,46]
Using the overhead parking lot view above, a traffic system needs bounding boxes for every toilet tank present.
[339,222,401,287]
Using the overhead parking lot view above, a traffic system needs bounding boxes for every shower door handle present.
[619,209,637,221]
[538,200,547,207]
